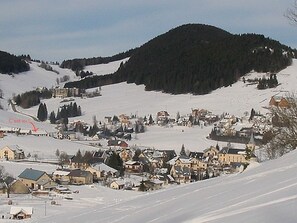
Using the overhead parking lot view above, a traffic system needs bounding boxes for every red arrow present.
[28,121,39,132]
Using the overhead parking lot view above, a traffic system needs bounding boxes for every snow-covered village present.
[1,1,297,223]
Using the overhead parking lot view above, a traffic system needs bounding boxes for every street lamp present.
[44,201,47,216]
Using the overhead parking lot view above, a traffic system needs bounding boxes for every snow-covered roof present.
[91,163,118,174]
[10,206,33,215]
[125,160,139,165]
[53,170,71,176]
[112,180,125,186]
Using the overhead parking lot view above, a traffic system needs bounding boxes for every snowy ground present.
[0,59,297,222]
[1,149,296,223]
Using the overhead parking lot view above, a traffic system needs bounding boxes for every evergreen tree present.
[216,143,220,151]
[112,115,119,123]
[132,149,141,161]
[249,108,256,121]
[83,151,93,163]
[56,109,61,121]
[149,115,154,125]
[176,112,180,122]
[245,145,253,160]
[75,149,83,162]
[55,149,60,158]
[139,180,147,192]
[108,152,123,171]
[180,144,187,157]
[37,103,47,121]
[43,103,48,120]
[49,111,56,124]
[78,106,82,116]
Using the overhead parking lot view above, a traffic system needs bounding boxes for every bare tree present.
[0,165,12,198]
[285,1,297,24]
[59,152,69,168]
[267,94,297,158]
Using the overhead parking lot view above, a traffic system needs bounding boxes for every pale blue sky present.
[1,0,297,62]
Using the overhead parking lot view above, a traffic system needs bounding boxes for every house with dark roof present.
[218,145,247,165]
[18,168,52,190]
[189,152,204,160]
[124,160,143,173]
[86,162,119,181]
[107,139,128,148]
[68,169,93,185]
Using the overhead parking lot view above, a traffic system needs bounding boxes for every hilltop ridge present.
[64,23,296,94]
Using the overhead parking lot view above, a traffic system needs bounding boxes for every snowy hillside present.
[0,58,297,222]
[0,148,293,223]
[84,58,129,75]
[0,62,76,100]
[0,59,297,153]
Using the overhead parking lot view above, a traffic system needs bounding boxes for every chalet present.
[119,148,132,162]
[203,146,219,160]
[0,145,25,160]
[170,165,191,183]
[10,207,33,220]
[169,157,192,183]
[191,108,209,118]
[269,96,290,108]
[69,158,89,170]
[110,180,125,190]
[143,179,163,190]
[36,178,57,191]
[52,169,71,184]
[9,180,30,194]
[68,169,93,185]
[107,139,128,148]
[119,114,130,124]
[218,145,247,165]
[57,130,77,140]
[86,163,118,181]
[124,160,143,173]
[190,157,208,171]
[18,168,53,190]
[69,153,104,170]
[157,111,170,125]
[19,129,32,135]
[31,130,48,137]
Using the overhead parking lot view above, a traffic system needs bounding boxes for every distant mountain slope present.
[60,48,136,71]
[0,50,30,74]
[65,24,296,94]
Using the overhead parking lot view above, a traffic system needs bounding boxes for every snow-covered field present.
[0,59,297,222]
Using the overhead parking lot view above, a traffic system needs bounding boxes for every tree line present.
[60,48,137,71]
[14,88,52,109]
[49,102,82,124]
[0,51,30,74]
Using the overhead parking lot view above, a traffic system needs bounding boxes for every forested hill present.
[0,51,30,74]
[65,24,296,94]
